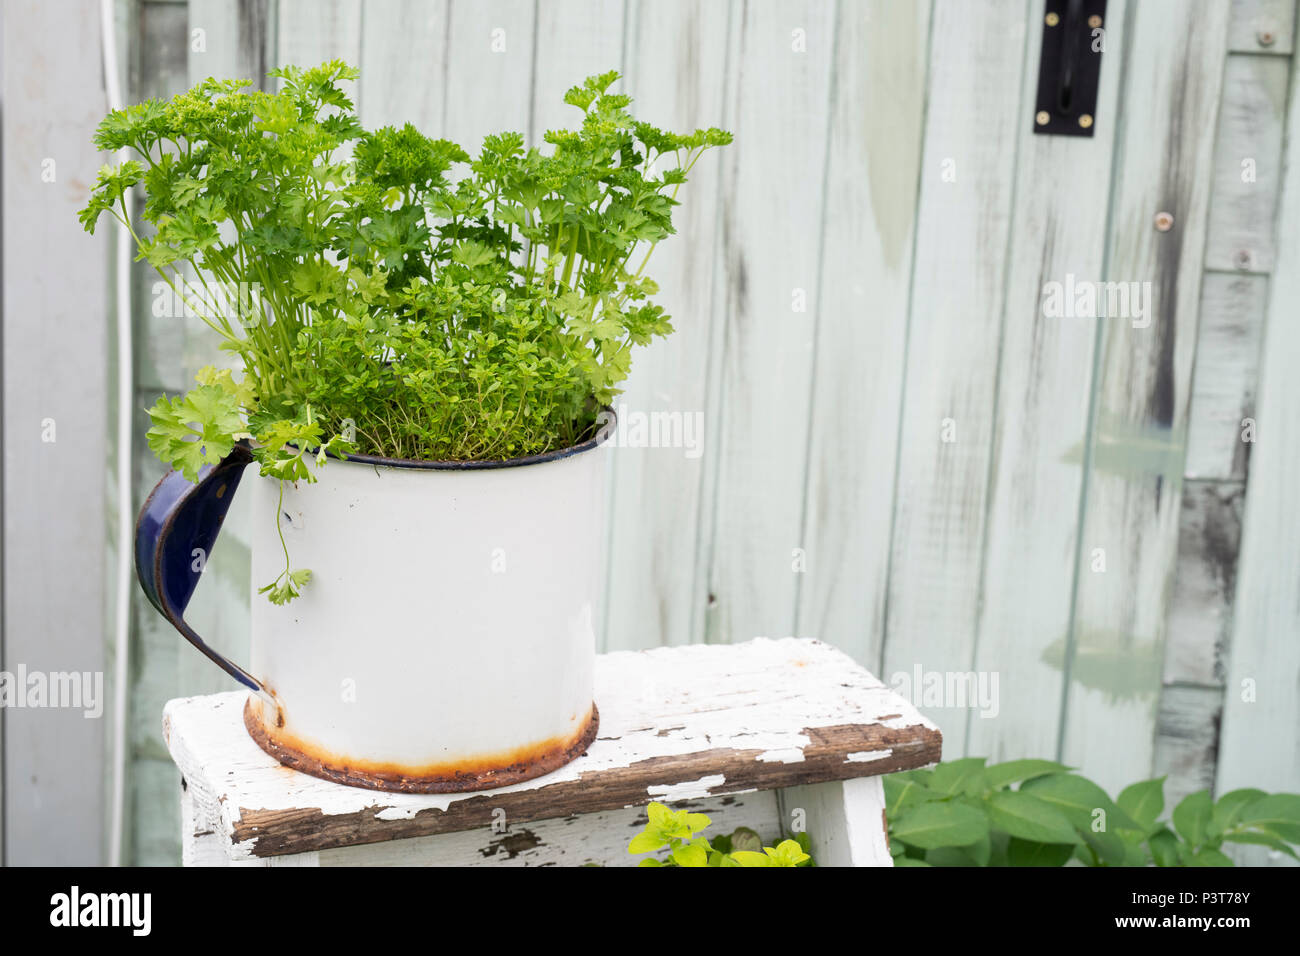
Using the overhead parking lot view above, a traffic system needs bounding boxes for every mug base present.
[242,696,600,794]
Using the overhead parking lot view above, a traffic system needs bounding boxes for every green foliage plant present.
[627,801,814,867]
[80,62,731,602]
[885,757,1300,866]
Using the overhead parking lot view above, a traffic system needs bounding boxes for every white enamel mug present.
[137,423,611,792]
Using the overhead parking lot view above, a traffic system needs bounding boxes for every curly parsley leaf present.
[145,385,250,483]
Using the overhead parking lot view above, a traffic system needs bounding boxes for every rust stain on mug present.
[243,696,599,794]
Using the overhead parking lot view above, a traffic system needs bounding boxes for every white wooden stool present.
[163,637,941,866]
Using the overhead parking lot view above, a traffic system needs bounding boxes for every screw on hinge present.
[1046,11,1060,26]
[1036,110,1051,125]
[1154,211,1175,232]
[1088,14,1102,28]
[1079,114,1094,129]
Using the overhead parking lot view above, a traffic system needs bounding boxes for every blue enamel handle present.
[135,443,267,693]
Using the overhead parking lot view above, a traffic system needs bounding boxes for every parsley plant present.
[81,62,730,602]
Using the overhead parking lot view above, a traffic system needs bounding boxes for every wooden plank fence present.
[4,0,1297,864]
[1,0,111,865]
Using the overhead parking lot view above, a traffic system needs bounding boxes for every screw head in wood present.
[1036,110,1050,125]
[1235,249,1253,269]
[1155,211,1175,232]
[1046,11,1060,26]
[1078,113,1093,129]
[1088,14,1102,27]
[1258,28,1277,47]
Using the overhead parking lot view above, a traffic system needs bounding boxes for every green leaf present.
[681,813,711,835]
[924,826,989,866]
[1172,790,1213,847]
[764,840,811,867]
[634,801,711,846]
[258,569,311,606]
[890,800,989,850]
[893,857,932,867]
[1006,838,1074,867]
[925,846,983,867]
[627,831,664,855]
[146,385,250,482]
[1234,794,1300,843]
[671,839,709,867]
[729,850,772,868]
[1021,773,1141,832]
[983,759,1071,791]
[1118,832,1150,867]
[1222,830,1299,860]
[1117,777,1166,832]
[1148,827,1181,867]
[451,239,497,269]
[985,790,1080,846]
[195,365,256,409]
[884,774,943,818]
[1080,827,1128,866]
[955,822,992,865]
[929,758,988,796]
[794,831,816,865]
[1208,788,1267,838]
[1187,848,1235,867]
[645,801,672,829]
[728,827,762,853]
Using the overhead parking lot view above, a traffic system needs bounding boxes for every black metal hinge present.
[1033,0,1108,137]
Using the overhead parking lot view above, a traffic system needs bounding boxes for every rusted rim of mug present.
[242,697,600,794]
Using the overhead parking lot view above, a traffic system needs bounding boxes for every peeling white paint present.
[845,749,893,763]
[757,748,807,764]
[648,774,727,801]
[375,805,428,821]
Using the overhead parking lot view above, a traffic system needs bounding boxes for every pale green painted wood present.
[125,0,192,869]
[1,0,111,866]
[355,1,546,178]
[1062,0,1231,795]
[359,0,448,131]
[1165,480,1242,687]
[441,0,536,153]
[1216,5,1300,862]
[134,0,222,397]
[125,0,275,867]
[526,0,627,640]
[603,0,731,651]
[1154,2,1293,826]
[529,0,627,144]
[277,0,359,73]
[1228,0,1295,52]
[1155,684,1223,808]
[880,0,1027,725]
[1154,480,1240,803]
[1183,273,1267,481]
[1152,8,1295,815]
[793,0,930,670]
[1203,54,1289,274]
[700,0,835,647]
[967,0,1129,766]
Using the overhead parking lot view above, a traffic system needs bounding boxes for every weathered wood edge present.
[231,721,942,857]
